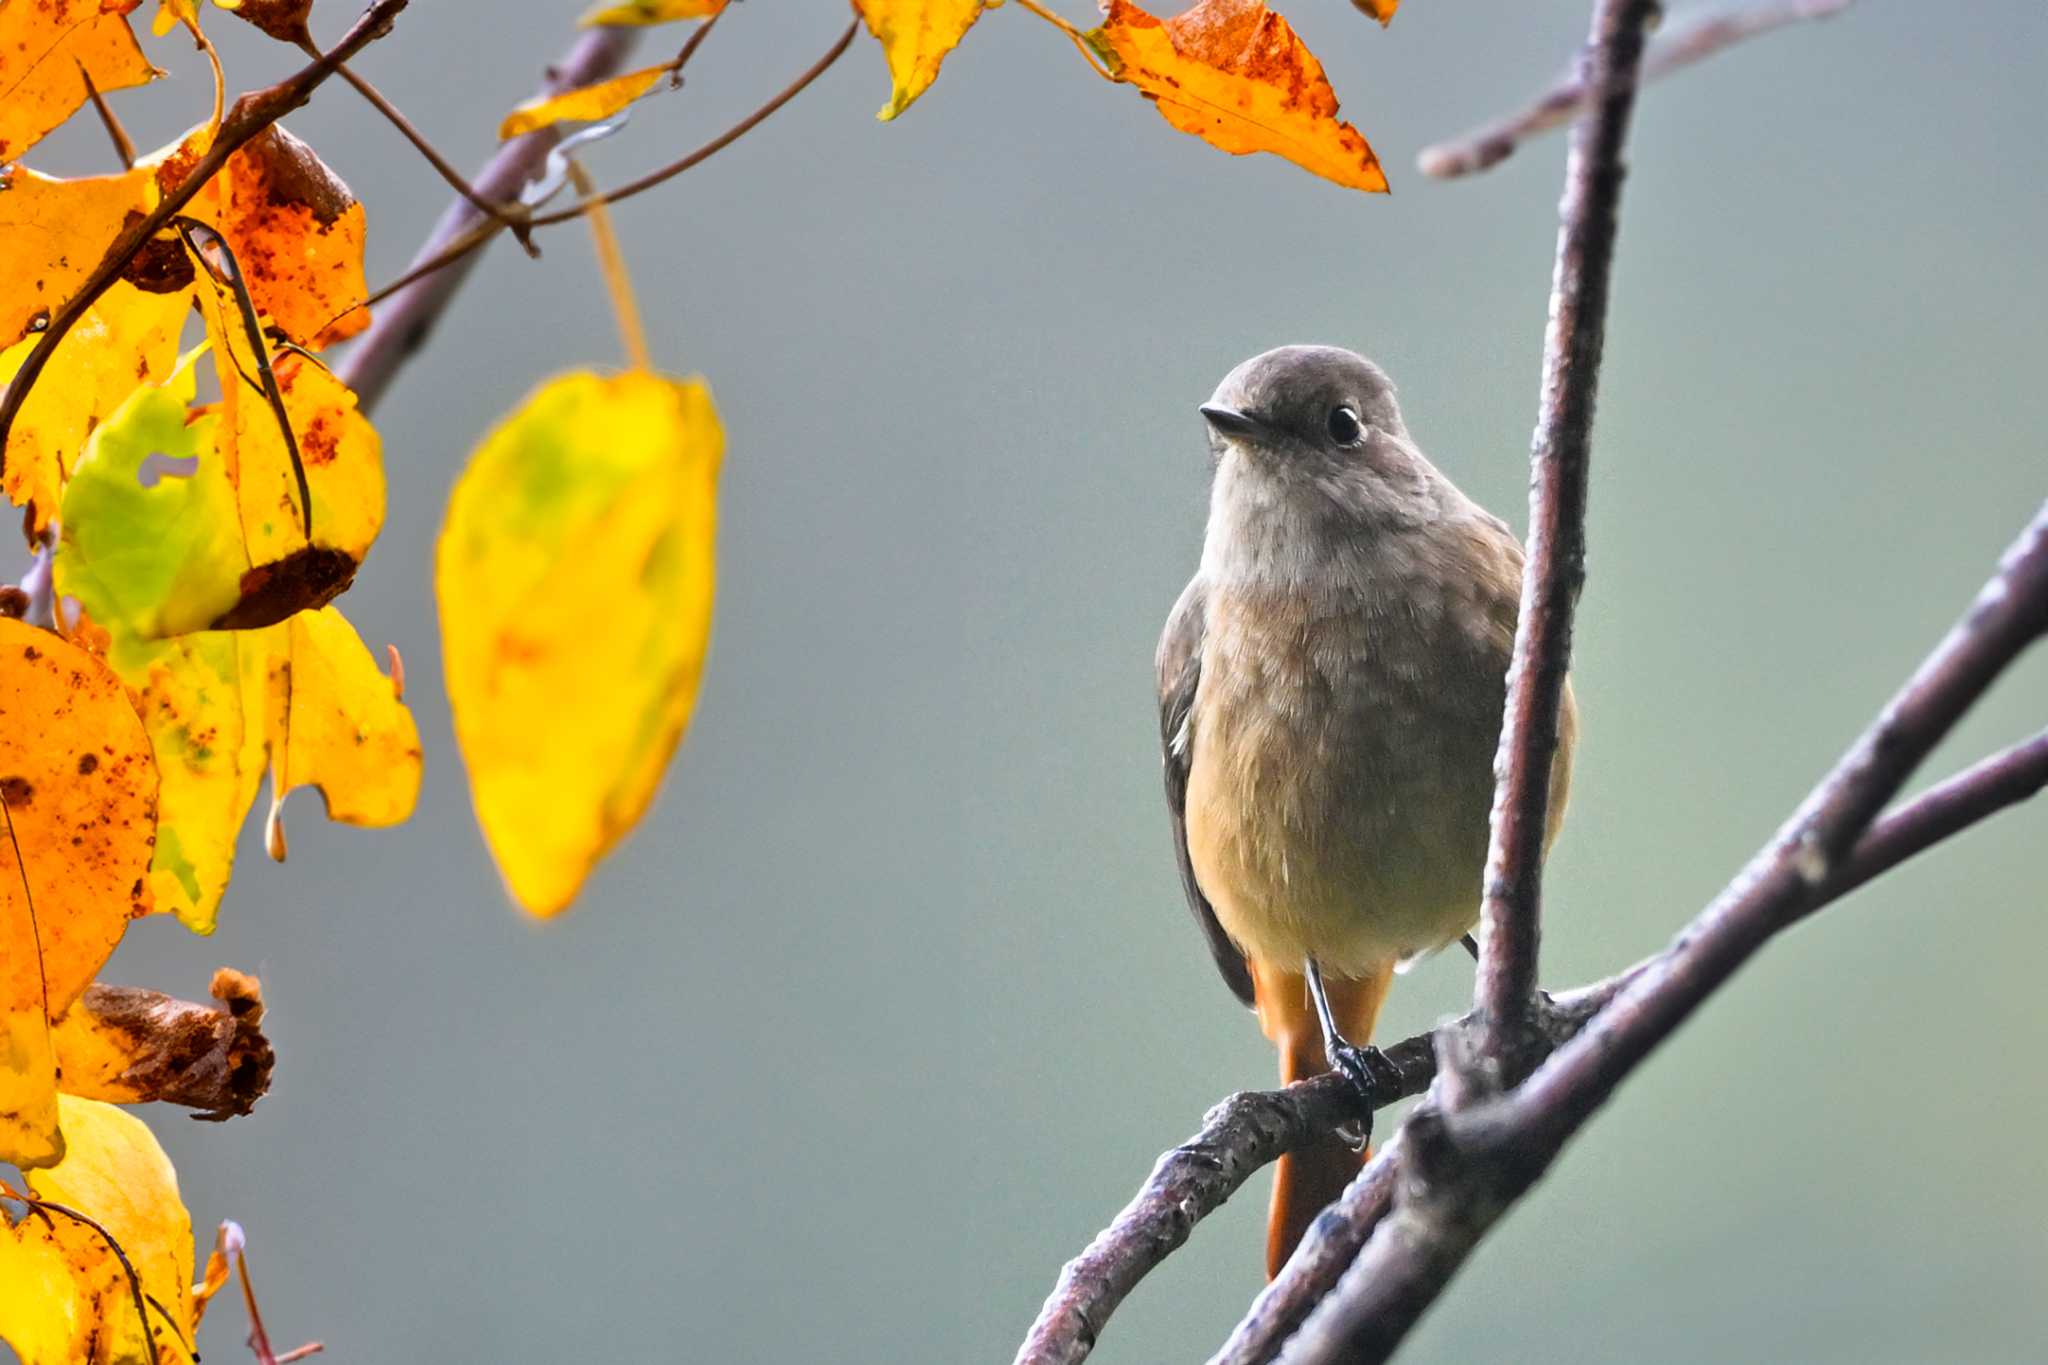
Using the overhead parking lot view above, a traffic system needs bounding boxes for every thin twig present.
[526,19,860,228]
[1470,0,1656,1083]
[333,24,641,413]
[76,62,137,168]
[1418,0,1856,179]
[0,0,412,466]
[327,57,536,247]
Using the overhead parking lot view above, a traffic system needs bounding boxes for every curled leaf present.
[579,0,726,25]
[853,0,997,120]
[51,969,272,1120]
[0,0,159,163]
[499,64,669,140]
[224,0,314,43]
[438,370,722,916]
[1084,0,1388,192]
[0,619,157,1167]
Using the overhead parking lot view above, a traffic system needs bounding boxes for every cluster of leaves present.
[2,0,1407,1354]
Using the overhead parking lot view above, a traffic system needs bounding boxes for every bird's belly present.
[1184,677,1493,978]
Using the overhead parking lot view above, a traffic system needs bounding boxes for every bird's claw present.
[1326,1040,1403,1150]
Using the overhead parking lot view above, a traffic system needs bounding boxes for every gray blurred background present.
[21,1,2046,1360]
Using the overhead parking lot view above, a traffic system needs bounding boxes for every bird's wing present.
[1156,576,1255,1007]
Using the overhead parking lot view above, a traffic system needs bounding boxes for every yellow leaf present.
[0,281,193,533]
[7,1095,198,1364]
[853,0,997,120]
[1085,0,1387,193]
[251,607,422,831]
[153,0,200,35]
[0,163,158,349]
[578,0,725,26]
[189,1222,236,1332]
[0,620,157,1168]
[0,0,159,163]
[498,64,669,141]
[438,369,721,916]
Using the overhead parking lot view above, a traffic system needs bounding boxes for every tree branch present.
[0,0,411,469]
[334,24,642,414]
[1471,0,1656,1081]
[1417,0,1856,180]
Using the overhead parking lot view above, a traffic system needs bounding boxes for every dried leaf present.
[0,619,157,1168]
[438,369,721,916]
[51,970,272,1120]
[223,0,313,43]
[0,163,158,348]
[0,0,159,163]
[578,0,725,25]
[853,0,996,120]
[1085,0,1387,192]
[499,64,669,140]
[0,281,193,533]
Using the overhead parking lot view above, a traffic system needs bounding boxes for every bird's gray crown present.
[1204,345,1406,455]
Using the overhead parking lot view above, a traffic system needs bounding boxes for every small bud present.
[265,796,288,863]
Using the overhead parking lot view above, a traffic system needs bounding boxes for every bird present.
[1155,344,1576,1278]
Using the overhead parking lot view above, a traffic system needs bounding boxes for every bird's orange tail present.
[1251,959,1396,1279]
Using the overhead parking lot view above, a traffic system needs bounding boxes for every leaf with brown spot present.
[0,619,157,1168]
[1083,0,1387,192]
[0,162,159,349]
[208,125,372,348]
[0,280,193,534]
[0,0,160,164]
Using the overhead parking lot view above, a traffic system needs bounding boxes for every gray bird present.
[1155,344,1576,1276]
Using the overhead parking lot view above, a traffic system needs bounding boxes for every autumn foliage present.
[0,0,1404,1356]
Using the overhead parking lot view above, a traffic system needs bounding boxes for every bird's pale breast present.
[1183,558,1513,978]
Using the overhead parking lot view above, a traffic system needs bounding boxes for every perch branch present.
[1029,706,2048,1365]
[0,0,412,467]
[1471,0,1657,1081]
[1417,0,1856,180]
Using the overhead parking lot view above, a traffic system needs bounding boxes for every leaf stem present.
[75,61,137,168]
[1011,0,1114,81]
[566,160,651,372]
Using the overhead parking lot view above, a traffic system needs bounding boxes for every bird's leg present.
[1305,959,1405,1151]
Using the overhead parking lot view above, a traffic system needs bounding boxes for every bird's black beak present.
[1199,403,1267,438]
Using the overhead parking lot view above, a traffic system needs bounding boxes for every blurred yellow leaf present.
[438,369,721,916]
[0,163,158,348]
[1355,0,1397,22]
[0,282,192,533]
[499,64,668,140]
[853,0,997,120]
[579,0,725,25]
[0,0,159,164]
[0,1095,197,1364]
[0,620,157,1168]
[1084,0,1387,192]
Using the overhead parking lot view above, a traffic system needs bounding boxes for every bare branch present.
[0,0,412,467]
[1470,0,1658,1080]
[1418,0,1856,180]
[333,25,643,413]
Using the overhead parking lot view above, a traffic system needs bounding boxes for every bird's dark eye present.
[1327,405,1363,445]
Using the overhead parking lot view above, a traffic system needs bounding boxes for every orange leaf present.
[852,0,997,120]
[1084,0,1387,193]
[0,163,158,348]
[498,64,669,140]
[0,0,159,163]
[1355,0,1397,23]
[0,620,157,1167]
[209,126,371,348]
